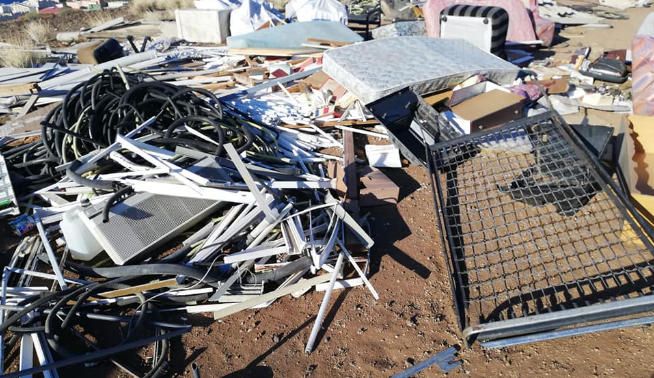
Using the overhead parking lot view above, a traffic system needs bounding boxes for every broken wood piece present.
[335,125,389,140]
[200,80,235,91]
[0,82,39,97]
[423,89,453,106]
[228,47,321,57]
[98,279,179,299]
[343,130,359,214]
[301,71,330,90]
[359,167,400,207]
[315,119,379,127]
[305,38,352,47]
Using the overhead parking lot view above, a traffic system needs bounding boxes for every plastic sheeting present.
[285,0,347,23]
[632,13,654,116]
[227,20,362,48]
[422,0,555,46]
[230,0,284,36]
[194,0,241,9]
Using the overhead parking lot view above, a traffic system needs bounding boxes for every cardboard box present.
[450,88,524,133]
[621,114,654,196]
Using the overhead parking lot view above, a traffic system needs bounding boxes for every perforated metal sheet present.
[323,37,518,104]
[429,112,654,342]
[87,193,219,264]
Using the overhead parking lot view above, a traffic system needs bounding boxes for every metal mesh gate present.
[429,112,654,345]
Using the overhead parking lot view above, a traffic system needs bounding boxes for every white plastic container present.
[60,208,103,261]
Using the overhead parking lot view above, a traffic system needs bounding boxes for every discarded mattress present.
[285,0,348,24]
[323,37,519,104]
[633,12,654,116]
[227,21,362,49]
[422,0,555,46]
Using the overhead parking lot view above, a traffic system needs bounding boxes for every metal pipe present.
[305,252,344,353]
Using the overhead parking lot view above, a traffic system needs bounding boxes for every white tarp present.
[285,0,347,24]
[229,0,284,36]
[194,0,241,10]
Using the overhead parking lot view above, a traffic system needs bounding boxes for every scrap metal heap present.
[0,3,653,374]
[0,45,387,376]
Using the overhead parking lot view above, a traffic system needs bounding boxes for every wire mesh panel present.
[429,112,654,342]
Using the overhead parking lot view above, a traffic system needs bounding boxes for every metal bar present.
[224,143,277,221]
[481,316,654,349]
[305,252,345,353]
[212,274,331,319]
[19,334,34,378]
[33,214,67,289]
[465,294,654,341]
[337,239,379,300]
[223,246,289,264]
[391,347,461,377]
[32,333,58,378]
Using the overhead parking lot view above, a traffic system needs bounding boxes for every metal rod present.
[33,214,67,289]
[481,316,654,349]
[305,252,344,353]
[336,239,379,300]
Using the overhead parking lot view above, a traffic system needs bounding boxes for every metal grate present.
[429,112,654,343]
[88,193,219,264]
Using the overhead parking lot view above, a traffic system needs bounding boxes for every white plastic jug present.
[60,207,103,261]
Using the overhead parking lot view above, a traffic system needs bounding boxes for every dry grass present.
[88,11,116,28]
[142,9,175,21]
[25,21,51,44]
[0,37,43,68]
[129,0,194,16]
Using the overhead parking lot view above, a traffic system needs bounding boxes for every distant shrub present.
[0,37,45,68]
[130,0,193,16]
[25,20,51,44]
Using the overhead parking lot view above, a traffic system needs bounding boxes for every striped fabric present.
[441,4,509,57]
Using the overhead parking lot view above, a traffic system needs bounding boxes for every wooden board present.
[0,82,38,97]
[228,47,322,57]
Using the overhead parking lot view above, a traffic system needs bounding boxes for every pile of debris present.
[0,0,653,376]
[0,22,402,376]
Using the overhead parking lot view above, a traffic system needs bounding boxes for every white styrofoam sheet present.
[323,37,519,104]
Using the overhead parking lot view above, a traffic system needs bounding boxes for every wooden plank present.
[315,119,379,127]
[305,38,352,47]
[423,90,453,106]
[359,167,399,207]
[200,80,235,91]
[228,47,322,57]
[0,82,38,96]
[343,130,359,214]
[98,278,179,299]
